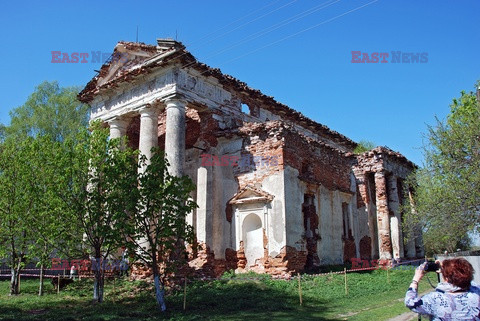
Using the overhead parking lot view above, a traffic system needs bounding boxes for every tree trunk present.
[38,263,44,296]
[93,258,104,303]
[151,256,166,312]
[10,268,19,295]
[154,273,167,312]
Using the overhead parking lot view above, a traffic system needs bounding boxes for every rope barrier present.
[0,261,419,283]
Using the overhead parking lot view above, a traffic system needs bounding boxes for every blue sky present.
[0,0,478,165]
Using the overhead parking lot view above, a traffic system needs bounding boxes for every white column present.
[196,166,213,245]
[109,118,129,140]
[165,98,186,177]
[138,106,159,173]
[405,189,418,258]
[137,106,158,252]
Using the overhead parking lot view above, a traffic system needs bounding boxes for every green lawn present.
[0,269,433,320]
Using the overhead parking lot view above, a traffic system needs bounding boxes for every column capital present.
[164,94,187,109]
[138,105,159,118]
[109,117,130,139]
[109,117,129,130]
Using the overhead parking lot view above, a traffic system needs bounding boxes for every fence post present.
[18,274,21,294]
[297,273,303,306]
[57,275,60,294]
[344,268,348,295]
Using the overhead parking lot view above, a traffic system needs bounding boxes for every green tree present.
[124,149,197,311]
[405,83,480,254]
[25,136,83,295]
[1,81,89,295]
[6,80,89,141]
[53,123,139,303]
[0,138,37,295]
[0,124,5,141]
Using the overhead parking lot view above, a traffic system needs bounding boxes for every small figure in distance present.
[70,264,78,280]
[405,257,480,320]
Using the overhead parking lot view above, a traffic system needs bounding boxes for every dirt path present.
[337,290,428,320]
[387,311,418,321]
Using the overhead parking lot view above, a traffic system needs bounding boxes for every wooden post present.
[297,273,303,306]
[63,269,66,277]
[183,277,187,311]
[57,275,60,294]
[344,268,348,296]
[18,274,21,294]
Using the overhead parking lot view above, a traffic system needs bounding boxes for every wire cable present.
[217,0,379,66]
[186,0,298,49]
[198,0,341,61]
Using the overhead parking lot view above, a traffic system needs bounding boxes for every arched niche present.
[242,213,263,267]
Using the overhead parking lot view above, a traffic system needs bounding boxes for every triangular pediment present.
[96,43,157,87]
[228,186,274,205]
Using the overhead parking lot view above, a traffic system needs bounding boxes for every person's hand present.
[435,260,442,273]
[413,262,427,282]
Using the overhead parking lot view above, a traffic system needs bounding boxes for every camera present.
[424,261,440,272]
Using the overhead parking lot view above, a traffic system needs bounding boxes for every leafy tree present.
[1,81,89,295]
[0,124,5,142]
[354,140,376,154]
[6,80,89,141]
[405,83,480,254]
[124,149,197,311]
[24,136,84,295]
[0,138,37,295]
[53,122,139,303]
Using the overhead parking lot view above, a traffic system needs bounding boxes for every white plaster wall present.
[350,173,361,258]
[283,166,305,250]
[283,165,345,265]
[257,108,282,122]
[356,206,371,240]
[317,186,344,265]
[262,171,286,257]
[210,139,241,259]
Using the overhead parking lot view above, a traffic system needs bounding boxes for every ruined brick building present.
[79,39,424,276]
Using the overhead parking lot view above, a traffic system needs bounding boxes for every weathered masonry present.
[79,39,424,277]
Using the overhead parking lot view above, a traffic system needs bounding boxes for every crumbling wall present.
[353,147,418,260]
[280,124,352,267]
[233,121,284,189]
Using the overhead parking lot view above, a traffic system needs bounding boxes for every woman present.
[405,258,480,320]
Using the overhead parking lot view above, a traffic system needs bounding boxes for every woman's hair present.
[442,258,474,289]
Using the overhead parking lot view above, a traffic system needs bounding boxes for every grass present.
[0,268,433,320]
